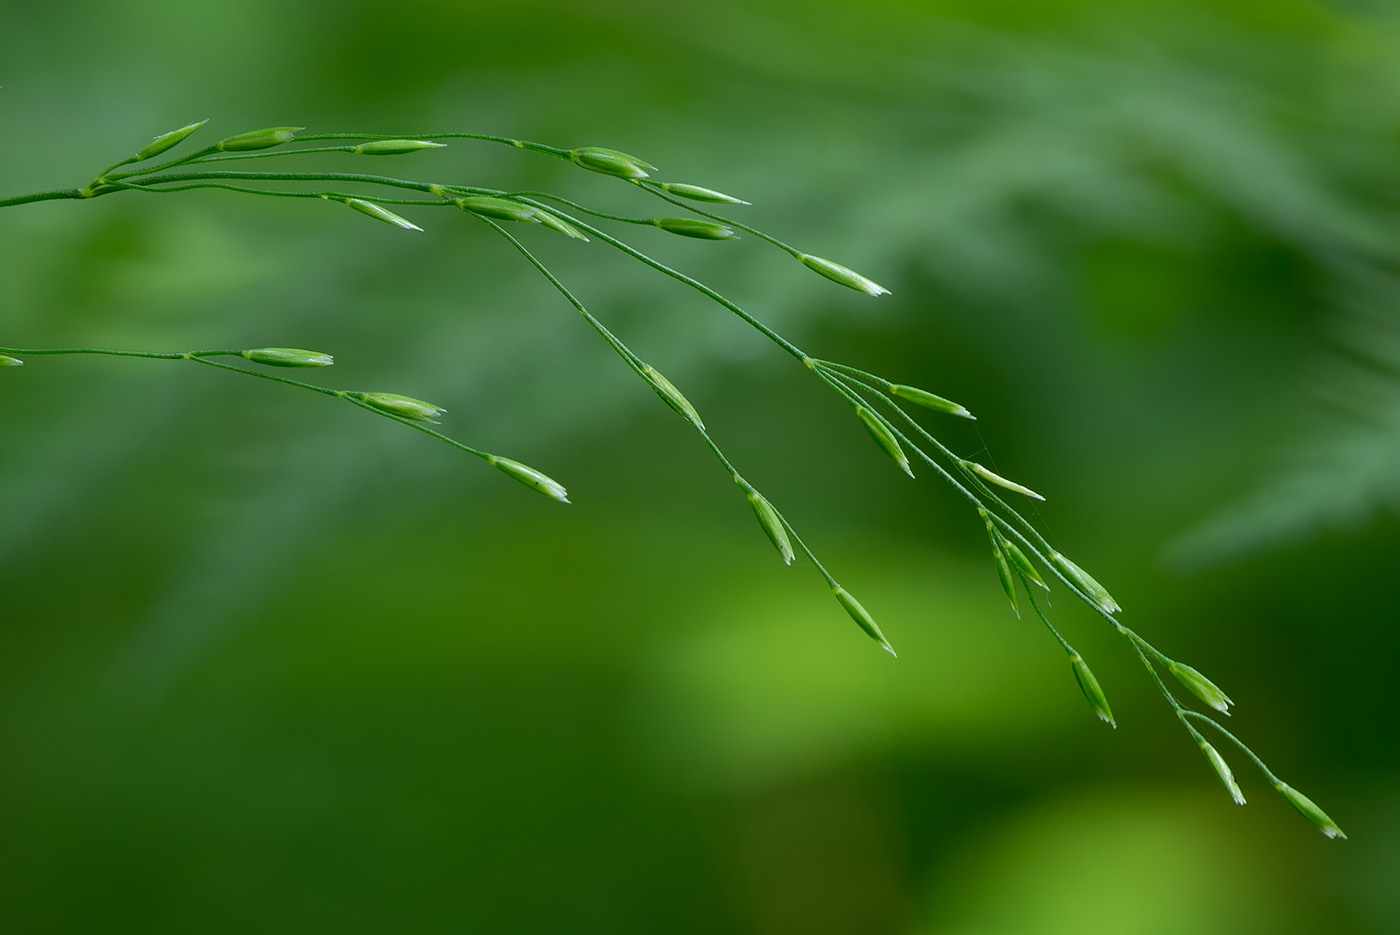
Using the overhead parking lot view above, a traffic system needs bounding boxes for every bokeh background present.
[2,0,1397,931]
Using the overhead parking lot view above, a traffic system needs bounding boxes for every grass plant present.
[0,120,1344,839]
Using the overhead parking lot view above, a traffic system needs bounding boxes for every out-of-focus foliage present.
[2,0,1398,932]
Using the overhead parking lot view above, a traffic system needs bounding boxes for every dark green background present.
[2,1,1396,931]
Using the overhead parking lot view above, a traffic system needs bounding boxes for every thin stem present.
[111,169,443,197]
[512,197,809,361]
[0,188,87,209]
[156,144,381,167]
[810,358,894,388]
[638,181,802,256]
[814,368,987,513]
[1182,711,1281,784]
[504,191,713,229]
[337,394,492,461]
[182,358,495,460]
[471,215,644,373]
[181,355,346,400]
[823,361,1064,576]
[105,179,452,207]
[2,345,494,462]
[474,214,851,596]
[816,364,1144,658]
[1023,586,1077,656]
[293,132,569,159]
[0,346,241,360]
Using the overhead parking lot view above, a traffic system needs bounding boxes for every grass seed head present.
[1168,662,1233,715]
[455,196,540,224]
[135,119,209,162]
[569,146,655,180]
[832,586,895,656]
[888,384,973,419]
[337,197,422,231]
[1070,653,1116,727]
[241,347,334,368]
[746,488,794,565]
[354,392,446,423]
[1003,539,1048,590]
[1198,739,1246,805]
[980,510,1019,613]
[798,253,889,296]
[642,364,703,427]
[652,217,737,240]
[352,139,447,155]
[489,456,570,504]
[215,126,303,152]
[658,181,749,205]
[534,208,589,241]
[855,406,913,478]
[992,541,1018,615]
[1049,551,1121,614]
[1273,781,1346,839]
[966,461,1045,501]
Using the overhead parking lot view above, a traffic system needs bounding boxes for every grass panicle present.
[0,119,1342,838]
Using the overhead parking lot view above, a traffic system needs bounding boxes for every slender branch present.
[0,188,87,209]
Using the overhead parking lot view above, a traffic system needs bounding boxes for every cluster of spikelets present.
[0,121,1344,839]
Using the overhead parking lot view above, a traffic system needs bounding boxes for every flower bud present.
[1168,662,1233,715]
[746,488,794,565]
[798,253,889,296]
[337,197,422,231]
[657,181,749,205]
[832,586,896,656]
[1070,653,1115,727]
[965,461,1045,501]
[0,355,22,367]
[569,146,655,180]
[855,406,913,478]
[135,119,209,161]
[489,456,570,504]
[888,384,973,419]
[642,365,703,428]
[1198,739,1246,805]
[1273,781,1345,839]
[240,347,334,368]
[215,126,302,152]
[353,392,446,423]
[1049,551,1121,614]
[651,217,737,240]
[351,139,447,155]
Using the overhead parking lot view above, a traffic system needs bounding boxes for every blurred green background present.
[2,0,1397,931]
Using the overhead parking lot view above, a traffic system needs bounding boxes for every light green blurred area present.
[2,0,1398,931]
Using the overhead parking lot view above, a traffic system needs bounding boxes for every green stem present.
[293,131,569,159]
[99,143,226,183]
[1023,586,1077,656]
[1,345,495,462]
[111,169,442,197]
[0,188,87,208]
[1182,711,1281,784]
[104,178,452,207]
[505,190,716,229]
[475,214,850,596]
[0,346,241,360]
[511,197,810,362]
